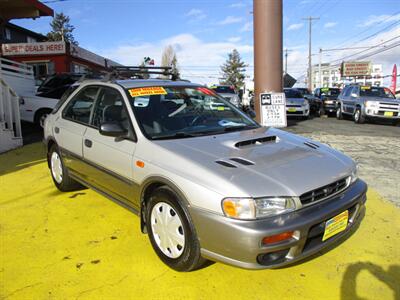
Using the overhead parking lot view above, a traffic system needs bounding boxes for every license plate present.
[288,108,297,112]
[384,111,394,117]
[322,210,348,241]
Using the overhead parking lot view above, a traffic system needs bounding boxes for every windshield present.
[360,86,395,98]
[284,89,303,98]
[211,86,236,94]
[127,86,258,140]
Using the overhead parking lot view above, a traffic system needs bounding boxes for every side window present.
[91,87,130,131]
[62,86,99,124]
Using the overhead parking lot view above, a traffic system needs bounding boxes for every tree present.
[161,45,180,79]
[46,13,78,45]
[220,49,246,90]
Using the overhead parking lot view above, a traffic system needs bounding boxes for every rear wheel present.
[146,186,206,272]
[48,144,83,191]
[354,108,365,124]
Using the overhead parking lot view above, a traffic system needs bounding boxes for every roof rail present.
[103,66,179,81]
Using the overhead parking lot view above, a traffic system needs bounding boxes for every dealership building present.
[1,39,120,79]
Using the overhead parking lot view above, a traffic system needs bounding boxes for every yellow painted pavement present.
[0,143,399,300]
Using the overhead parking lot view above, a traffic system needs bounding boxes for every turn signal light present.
[136,160,145,168]
[262,231,294,245]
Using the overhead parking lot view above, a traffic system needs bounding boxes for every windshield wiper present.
[152,132,198,140]
[223,125,258,132]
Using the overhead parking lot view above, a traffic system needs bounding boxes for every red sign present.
[1,42,66,56]
[390,64,397,94]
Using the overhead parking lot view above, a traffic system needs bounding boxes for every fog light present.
[262,231,294,244]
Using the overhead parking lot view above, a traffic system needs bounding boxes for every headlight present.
[222,197,297,219]
[350,165,358,184]
[365,101,378,108]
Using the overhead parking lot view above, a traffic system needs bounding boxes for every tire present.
[146,186,206,272]
[392,120,400,126]
[336,105,343,120]
[354,108,365,124]
[48,144,83,191]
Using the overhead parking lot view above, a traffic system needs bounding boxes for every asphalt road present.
[284,115,400,206]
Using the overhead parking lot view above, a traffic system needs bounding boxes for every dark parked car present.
[295,88,322,116]
[36,73,84,99]
[314,87,341,115]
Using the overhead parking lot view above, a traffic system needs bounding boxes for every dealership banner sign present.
[1,42,66,56]
[341,61,372,77]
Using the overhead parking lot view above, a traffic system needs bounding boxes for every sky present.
[12,0,400,86]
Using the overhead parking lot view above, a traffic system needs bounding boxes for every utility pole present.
[254,0,283,122]
[318,48,322,88]
[284,48,292,74]
[302,16,319,91]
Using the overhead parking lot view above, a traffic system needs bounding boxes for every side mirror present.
[99,122,127,137]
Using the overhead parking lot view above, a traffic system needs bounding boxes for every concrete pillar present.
[253,0,283,122]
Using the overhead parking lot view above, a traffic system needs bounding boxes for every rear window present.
[284,89,303,98]
[360,86,395,98]
[211,86,236,94]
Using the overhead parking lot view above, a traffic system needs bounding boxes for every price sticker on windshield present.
[128,87,167,97]
[260,92,287,128]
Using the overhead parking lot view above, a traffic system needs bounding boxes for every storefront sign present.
[260,92,287,128]
[1,42,66,56]
[341,61,371,77]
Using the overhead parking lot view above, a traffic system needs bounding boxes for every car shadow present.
[340,262,400,300]
[0,142,47,176]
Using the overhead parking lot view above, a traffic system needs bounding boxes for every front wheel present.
[354,108,365,124]
[336,105,343,120]
[146,186,206,272]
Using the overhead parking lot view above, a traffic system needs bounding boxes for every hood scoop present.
[235,136,278,149]
[215,160,237,168]
[230,157,255,166]
[304,141,320,149]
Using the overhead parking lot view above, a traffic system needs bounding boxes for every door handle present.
[84,139,92,148]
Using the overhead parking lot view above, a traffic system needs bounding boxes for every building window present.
[323,71,329,75]
[25,61,54,80]
[5,28,11,40]
[71,63,88,74]
[27,36,37,43]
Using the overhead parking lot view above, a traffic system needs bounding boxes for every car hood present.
[148,127,354,198]
[286,98,306,105]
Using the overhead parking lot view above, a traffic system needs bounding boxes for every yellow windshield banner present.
[361,86,371,90]
[129,87,167,97]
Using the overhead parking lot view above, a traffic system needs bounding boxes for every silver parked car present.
[44,76,367,271]
[337,84,400,125]
[284,88,310,119]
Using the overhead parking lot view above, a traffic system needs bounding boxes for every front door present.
[82,86,139,207]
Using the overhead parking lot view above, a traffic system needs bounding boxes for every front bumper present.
[286,106,310,117]
[323,102,337,112]
[190,179,367,269]
[364,108,400,119]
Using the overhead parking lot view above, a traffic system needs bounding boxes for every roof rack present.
[103,66,179,82]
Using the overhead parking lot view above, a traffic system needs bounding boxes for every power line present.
[328,36,400,64]
[355,20,400,43]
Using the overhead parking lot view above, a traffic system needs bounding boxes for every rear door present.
[82,85,139,206]
[55,85,99,176]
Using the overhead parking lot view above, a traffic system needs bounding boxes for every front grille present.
[300,177,349,206]
[378,101,399,111]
